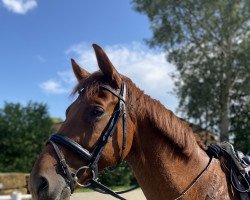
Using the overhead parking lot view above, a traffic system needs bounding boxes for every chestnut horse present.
[29,44,239,200]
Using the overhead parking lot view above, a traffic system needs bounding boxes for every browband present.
[100,84,126,103]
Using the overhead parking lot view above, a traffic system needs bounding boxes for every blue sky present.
[0,0,178,119]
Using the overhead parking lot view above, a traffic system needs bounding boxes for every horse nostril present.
[37,176,49,194]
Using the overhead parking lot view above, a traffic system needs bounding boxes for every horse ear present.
[92,44,122,87]
[71,59,90,82]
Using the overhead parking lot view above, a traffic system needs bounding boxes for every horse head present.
[29,44,135,200]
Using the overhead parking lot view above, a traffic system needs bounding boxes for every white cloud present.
[41,42,178,111]
[57,71,76,85]
[36,55,46,63]
[39,80,70,94]
[2,0,37,14]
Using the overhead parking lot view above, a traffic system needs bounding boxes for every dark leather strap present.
[100,82,127,166]
[49,140,76,192]
[49,134,92,161]
[100,85,125,102]
[89,179,126,200]
[174,157,213,200]
[90,108,121,170]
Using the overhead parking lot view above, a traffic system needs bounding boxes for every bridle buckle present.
[59,159,68,174]
[74,166,96,187]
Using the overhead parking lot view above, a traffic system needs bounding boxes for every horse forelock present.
[71,71,119,99]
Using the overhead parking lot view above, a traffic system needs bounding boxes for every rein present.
[174,157,213,200]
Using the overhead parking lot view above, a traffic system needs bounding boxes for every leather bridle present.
[47,82,130,200]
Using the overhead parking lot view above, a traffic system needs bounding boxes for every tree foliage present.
[132,0,250,142]
[231,100,250,153]
[0,102,52,172]
[99,162,137,187]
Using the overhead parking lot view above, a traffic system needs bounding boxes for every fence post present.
[11,192,21,200]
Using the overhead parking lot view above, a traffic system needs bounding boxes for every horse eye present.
[91,107,104,118]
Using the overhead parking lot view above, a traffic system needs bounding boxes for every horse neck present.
[125,80,210,199]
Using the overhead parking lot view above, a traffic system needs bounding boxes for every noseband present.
[47,82,129,200]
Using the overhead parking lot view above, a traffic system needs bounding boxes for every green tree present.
[231,100,250,153]
[99,162,137,187]
[132,0,250,141]
[0,102,52,172]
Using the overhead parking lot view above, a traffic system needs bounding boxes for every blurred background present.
[0,0,249,195]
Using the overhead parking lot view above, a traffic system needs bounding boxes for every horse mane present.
[124,77,203,157]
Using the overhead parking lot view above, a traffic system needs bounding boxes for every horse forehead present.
[84,84,117,101]
[87,90,117,106]
[85,71,108,85]
[70,90,114,111]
